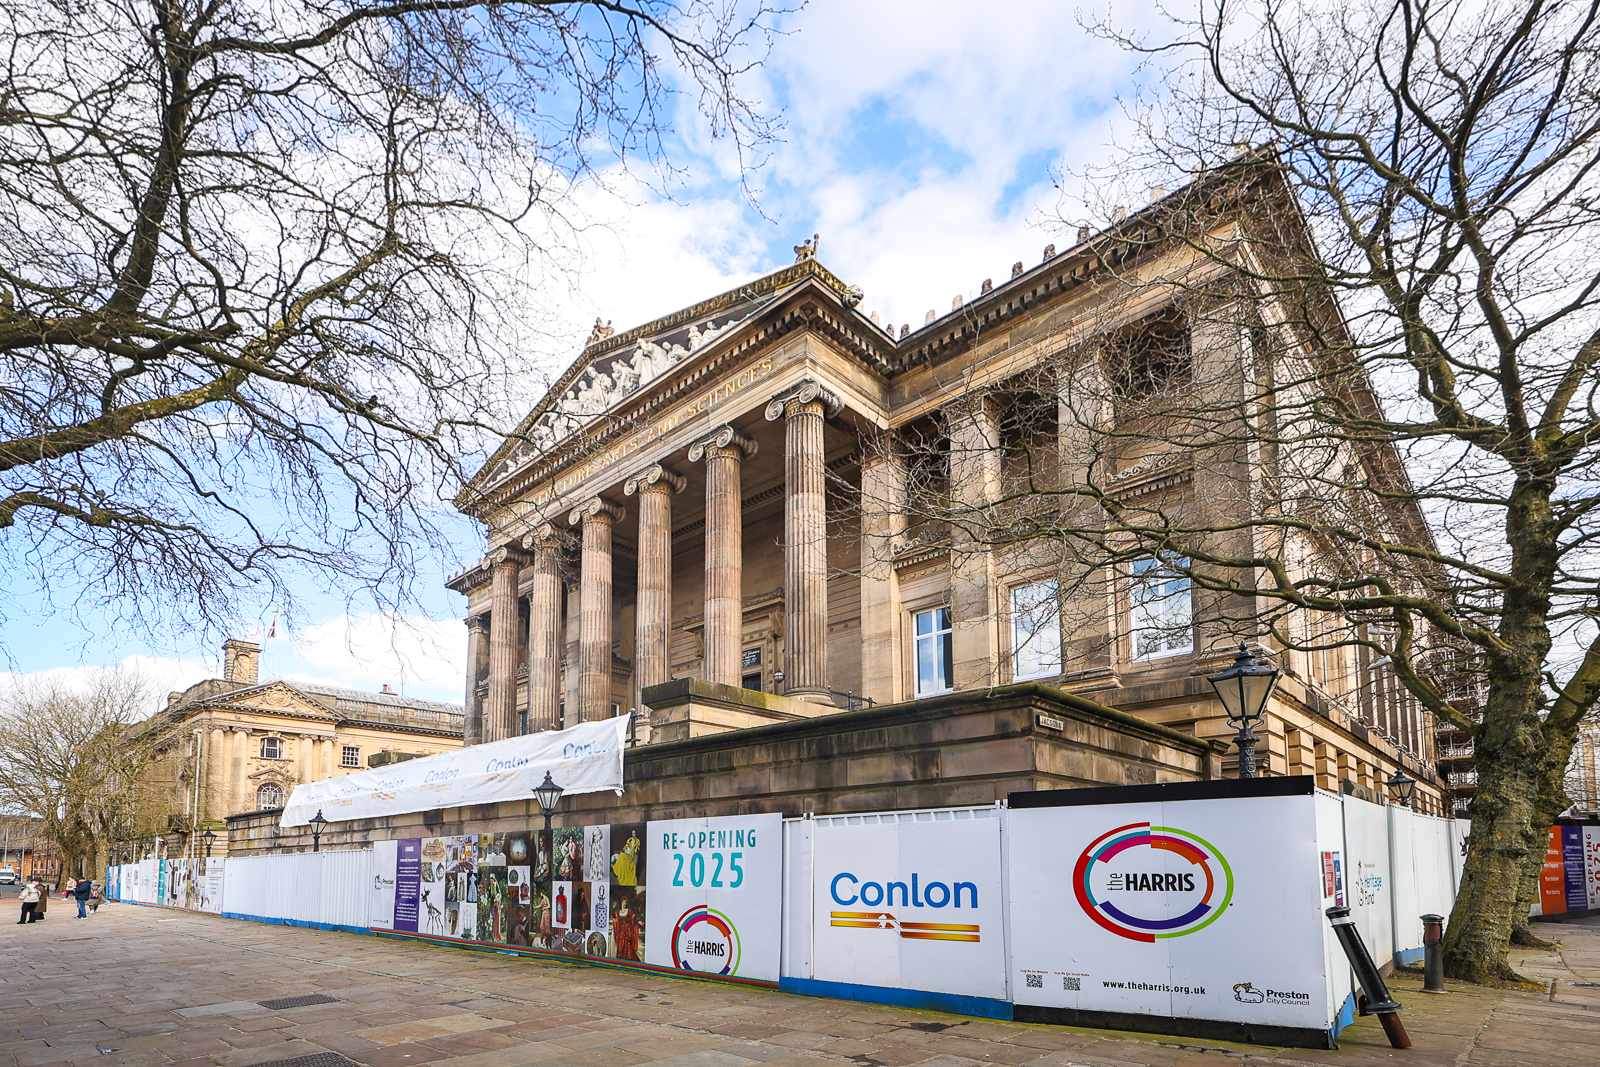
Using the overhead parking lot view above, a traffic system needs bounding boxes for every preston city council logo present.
[670,905,742,976]
[1073,823,1234,942]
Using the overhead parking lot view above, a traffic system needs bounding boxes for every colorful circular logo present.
[1073,822,1233,942]
[670,905,742,975]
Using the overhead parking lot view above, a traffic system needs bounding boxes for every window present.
[259,737,282,760]
[1011,581,1062,680]
[914,607,954,696]
[1131,557,1193,658]
[341,745,361,768]
[742,673,763,692]
[256,782,285,810]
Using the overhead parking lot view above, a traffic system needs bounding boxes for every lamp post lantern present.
[1208,642,1280,779]
[200,829,217,859]
[308,810,329,853]
[1386,769,1418,809]
[533,771,565,946]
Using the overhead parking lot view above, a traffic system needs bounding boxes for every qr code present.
[1025,973,1043,988]
[1064,976,1081,991]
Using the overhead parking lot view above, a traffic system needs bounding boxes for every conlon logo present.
[828,871,981,942]
[1073,823,1234,942]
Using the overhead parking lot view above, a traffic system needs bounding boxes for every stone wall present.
[225,682,1224,854]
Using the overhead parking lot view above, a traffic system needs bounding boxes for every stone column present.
[688,425,757,687]
[205,725,227,822]
[231,729,249,813]
[766,380,843,703]
[624,464,686,716]
[569,498,626,722]
[484,546,525,743]
[947,396,1001,690]
[523,526,565,732]
[859,432,908,704]
[462,614,490,745]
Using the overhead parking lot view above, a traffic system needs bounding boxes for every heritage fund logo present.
[1073,823,1234,942]
[670,905,742,976]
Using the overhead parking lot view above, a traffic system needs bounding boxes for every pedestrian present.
[17,879,40,924]
[72,876,94,918]
[34,882,48,920]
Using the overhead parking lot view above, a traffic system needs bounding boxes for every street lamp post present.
[1208,642,1281,779]
[1386,769,1418,809]
[533,771,565,946]
[200,829,217,859]
[309,810,329,853]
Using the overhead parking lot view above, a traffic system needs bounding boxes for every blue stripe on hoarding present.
[222,912,371,936]
[1330,991,1356,1042]
[1393,946,1424,967]
[778,976,1012,1020]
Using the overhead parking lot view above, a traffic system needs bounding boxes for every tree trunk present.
[1510,721,1581,946]
[1442,475,1557,984]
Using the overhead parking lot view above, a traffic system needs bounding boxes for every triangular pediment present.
[462,258,880,506]
[205,681,339,721]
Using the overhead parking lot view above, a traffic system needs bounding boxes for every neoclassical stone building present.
[127,639,464,844]
[449,171,1450,816]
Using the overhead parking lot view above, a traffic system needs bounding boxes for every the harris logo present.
[1073,823,1233,942]
[670,905,742,975]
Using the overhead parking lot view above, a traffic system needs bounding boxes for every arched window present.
[257,782,285,810]
[260,737,282,759]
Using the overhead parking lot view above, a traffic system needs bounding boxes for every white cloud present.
[273,612,466,704]
[0,655,211,713]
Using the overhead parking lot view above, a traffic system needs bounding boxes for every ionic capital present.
[568,498,626,527]
[764,378,844,421]
[687,424,757,463]
[623,463,687,496]
[485,544,527,568]
[520,523,568,554]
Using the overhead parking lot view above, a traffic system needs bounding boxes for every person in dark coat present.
[72,877,94,918]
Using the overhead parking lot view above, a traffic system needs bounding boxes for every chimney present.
[382,684,394,695]
[222,638,261,685]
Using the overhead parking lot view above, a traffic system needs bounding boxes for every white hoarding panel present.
[371,840,398,930]
[811,818,1006,1003]
[645,813,782,984]
[1341,796,1393,966]
[281,716,628,827]
[1007,779,1338,1048]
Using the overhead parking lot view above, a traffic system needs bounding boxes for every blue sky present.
[0,0,1155,705]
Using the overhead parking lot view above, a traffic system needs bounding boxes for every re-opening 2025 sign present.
[644,813,783,984]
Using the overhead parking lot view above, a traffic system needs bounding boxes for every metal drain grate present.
[257,994,339,1010]
[245,1055,358,1067]
[59,937,97,942]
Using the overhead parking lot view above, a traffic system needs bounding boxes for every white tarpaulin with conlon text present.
[279,716,629,827]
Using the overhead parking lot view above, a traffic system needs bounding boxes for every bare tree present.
[0,0,779,642]
[859,0,1600,983]
[0,667,156,879]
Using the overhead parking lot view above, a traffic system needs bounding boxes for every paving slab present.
[6,900,1600,1067]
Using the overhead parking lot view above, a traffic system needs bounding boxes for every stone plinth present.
[223,682,1224,855]
[640,677,832,742]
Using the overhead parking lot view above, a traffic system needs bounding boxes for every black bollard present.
[1421,913,1447,993]
[1326,905,1412,1049]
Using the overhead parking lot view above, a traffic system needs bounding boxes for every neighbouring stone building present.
[434,163,1448,824]
[127,639,465,851]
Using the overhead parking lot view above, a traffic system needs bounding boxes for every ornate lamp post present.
[1386,769,1418,809]
[1208,642,1280,779]
[200,829,217,859]
[533,772,565,944]
[309,810,329,853]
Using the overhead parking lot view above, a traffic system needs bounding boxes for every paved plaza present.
[1,898,1597,1067]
